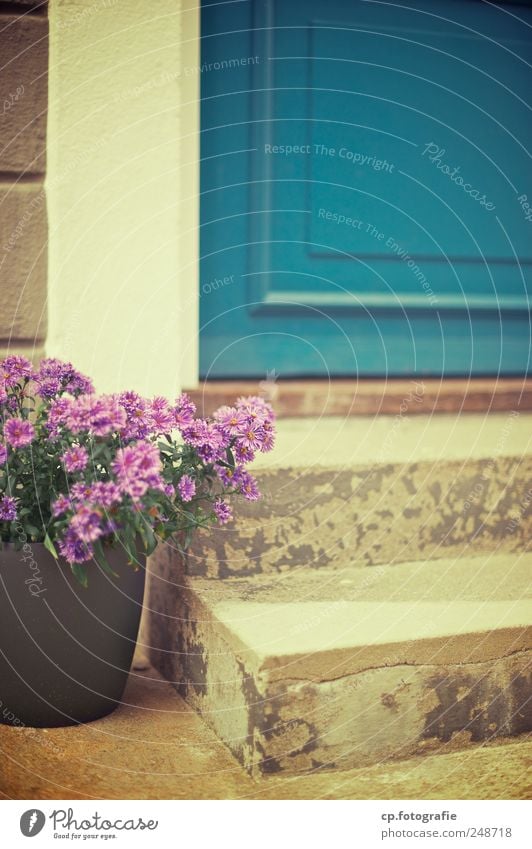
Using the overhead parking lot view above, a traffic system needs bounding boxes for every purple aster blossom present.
[64,395,92,433]
[69,505,103,543]
[52,494,71,517]
[89,395,127,437]
[173,393,196,429]
[236,395,276,424]
[61,445,89,473]
[258,421,275,452]
[4,417,35,448]
[235,420,265,453]
[90,481,121,508]
[1,355,34,388]
[215,464,242,489]
[237,470,261,501]
[58,527,93,564]
[196,424,228,464]
[149,397,175,434]
[36,376,62,398]
[0,495,17,521]
[112,440,163,501]
[70,482,95,502]
[0,443,7,465]
[180,418,210,447]
[234,442,255,464]
[163,483,176,499]
[0,382,7,406]
[58,394,126,437]
[178,475,196,502]
[46,397,72,438]
[117,391,152,439]
[35,357,64,382]
[214,464,233,488]
[213,407,250,442]
[35,358,94,398]
[65,369,94,396]
[213,498,233,525]
[102,518,119,535]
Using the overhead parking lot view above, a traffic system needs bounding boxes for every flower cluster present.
[0,356,275,583]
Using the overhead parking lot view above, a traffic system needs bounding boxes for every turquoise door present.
[200,0,532,378]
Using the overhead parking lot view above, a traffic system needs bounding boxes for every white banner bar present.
[1,799,530,848]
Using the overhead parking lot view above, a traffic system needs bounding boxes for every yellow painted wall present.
[47,0,199,396]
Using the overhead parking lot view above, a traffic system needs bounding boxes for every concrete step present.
[187,413,532,577]
[2,662,531,799]
[146,549,532,776]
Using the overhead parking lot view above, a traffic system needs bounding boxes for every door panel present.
[200,0,532,377]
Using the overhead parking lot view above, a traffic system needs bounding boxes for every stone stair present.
[143,414,532,777]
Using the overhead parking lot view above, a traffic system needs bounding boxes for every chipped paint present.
[186,457,532,578]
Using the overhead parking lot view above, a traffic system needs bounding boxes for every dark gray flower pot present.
[0,543,146,727]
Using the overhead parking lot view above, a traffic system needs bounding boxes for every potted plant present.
[0,356,275,727]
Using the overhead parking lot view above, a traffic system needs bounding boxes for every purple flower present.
[118,391,152,439]
[149,397,174,434]
[61,446,89,473]
[163,483,176,498]
[180,418,210,447]
[173,393,196,429]
[236,395,276,425]
[1,356,34,388]
[58,527,93,563]
[213,405,248,433]
[63,396,91,433]
[238,470,261,501]
[259,422,275,452]
[112,440,163,500]
[213,499,233,525]
[65,370,93,397]
[46,397,72,438]
[70,482,95,502]
[102,519,119,535]
[234,442,255,464]
[52,494,71,517]
[35,358,94,398]
[89,395,127,437]
[36,376,62,398]
[4,417,35,448]
[215,464,236,488]
[90,481,121,508]
[69,505,103,543]
[0,443,7,465]
[181,419,227,464]
[235,420,265,452]
[63,395,126,436]
[0,495,17,521]
[178,475,196,502]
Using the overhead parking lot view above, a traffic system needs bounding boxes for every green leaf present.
[139,521,157,556]
[71,563,88,588]
[93,540,119,578]
[44,533,58,560]
[183,526,195,550]
[121,524,140,567]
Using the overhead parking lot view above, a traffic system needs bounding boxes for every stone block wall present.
[0,1,48,360]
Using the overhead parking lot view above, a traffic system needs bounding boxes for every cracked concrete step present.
[2,663,531,799]
[187,413,532,577]
[146,548,532,776]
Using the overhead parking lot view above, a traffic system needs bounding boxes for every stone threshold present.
[186,378,532,418]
